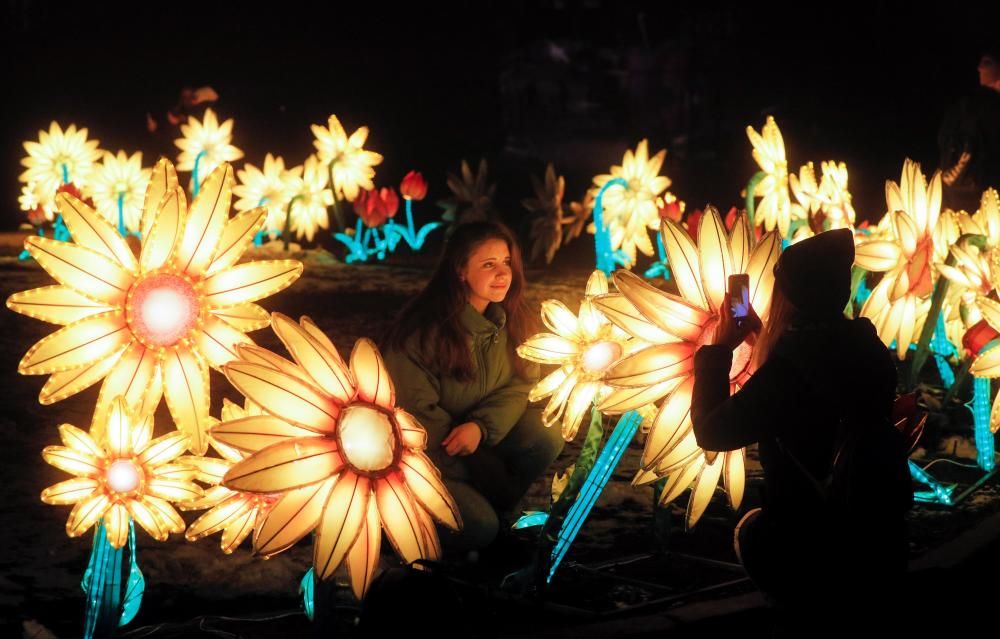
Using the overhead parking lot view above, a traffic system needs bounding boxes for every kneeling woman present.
[382,222,565,551]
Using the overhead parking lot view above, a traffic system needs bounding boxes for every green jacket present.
[383,303,539,476]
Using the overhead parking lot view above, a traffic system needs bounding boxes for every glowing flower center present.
[128,273,200,347]
[338,405,397,473]
[581,341,623,374]
[107,459,141,493]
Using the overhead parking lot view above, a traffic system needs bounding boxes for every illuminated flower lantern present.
[283,154,334,246]
[181,399,279,553]
[937,189,1000,327]
[215,315,460,600]
[596,207,781,528]
[334,187,399,262]
[234,153,302,244]
[517,270,637,441]
[854,159,948,360]
[20,181,56,224]
[90,150,151,236]
[311,114,384,230]
[7,159,303,454]
[789,161,857,244]
[175,108,244,196]
[588,140,676,274]
[20,121,103,199]
[383,170,441,251]
[746,116,794,240]
[41,397,200,638]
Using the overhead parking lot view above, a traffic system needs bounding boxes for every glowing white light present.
[581,341,623,374]
[338,405,396,473]
[107,459,140,493]
[127,273,199,347]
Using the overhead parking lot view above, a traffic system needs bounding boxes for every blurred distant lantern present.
[20,121,102,199]
[588,140,678,273]
[854,159,948,360]
[234,153,302,243]
[175,108,244,196]
[746,116,793,239]
[90,150,151,236]
[7,159,302,455]
[523,164,575,265]
[41,397,200,638]
[596,207,781,528]
[19,181,55,225]
[400,170,428,201]
[283,154,334,244]
[517,270,635,441]
[216,315,460,600]
[311,114,383,233]
[385,170,441,252]
[337,186,401,262]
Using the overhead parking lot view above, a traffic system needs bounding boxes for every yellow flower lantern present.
[311,114,383,202]
[214,315,460,600]
[747,116,793,238]
[90,150,151,234]
[7,159,302,454]
[234,153,302,234]
[284,155,334,242]
[595,207,781,528]
[20,121,102,197]
[174,108,244,193]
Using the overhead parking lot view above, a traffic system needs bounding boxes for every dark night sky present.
[3,1,999,232]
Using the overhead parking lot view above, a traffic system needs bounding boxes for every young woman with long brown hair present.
[382,221,564,553]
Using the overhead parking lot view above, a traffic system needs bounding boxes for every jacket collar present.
[460,302,507,335]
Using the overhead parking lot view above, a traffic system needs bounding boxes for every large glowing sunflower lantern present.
[215,314,460,600]
[517,271,643,441]
[41,397,200,547]
[588,140,678,268]
[7,159,303,454]
[854,159,948,359]
[20,121,103,199]
[595,207,781,528]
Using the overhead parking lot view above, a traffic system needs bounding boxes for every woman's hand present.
[442,422,483,456]
[714,301,762,350]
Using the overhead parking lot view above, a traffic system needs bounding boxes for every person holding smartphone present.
[691,228,902,636]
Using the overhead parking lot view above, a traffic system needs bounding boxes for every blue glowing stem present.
[253,196,269,246]
[300,568,316,621]
[116,192,126,237]
[972,375,996,472]
[54,215,71,242]
[405,198,415,237]
[908,460,955,505]
[61,162,69,185]
[548,410,642,582]
[593,178,628,276]
[192,150,208,197]
[81,520,144,639]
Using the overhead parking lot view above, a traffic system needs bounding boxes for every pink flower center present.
[128,273,200,347]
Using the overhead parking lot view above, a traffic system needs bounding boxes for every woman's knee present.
[440,479,500,551]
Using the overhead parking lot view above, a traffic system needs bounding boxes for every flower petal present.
[66,493,110,539]
[613,270,709,342]
[254,477,335,557]
[146,477,203,503]
[211,415,321,453]
[540,300,583,341]
[349,338,394,408]
[7,285,114,326]
[723,449,745,510]
[39,347,124,405]
[90,342,160,437]
[375,473,425,565]
[395,408,428,450]
[140,187,186,273]
[686,453,725,529]
[272,313,355,403]
[224,361,340,433]
[855,240,903,273]
[220,506,257,554]
[641,376,694,468]
[143,495,186,533]
[202,260,303,309]
[141,158,180,237]
[660,218,708,309]
[346,498,381,600]
[161,347,211,455]
[517,333,579,365]
[562,381,599,441]
[207,206,267,276]
[697,207,735,312]
[728,213,752,275]
[58,423,104,458]
[57,192,137,272]
[528,366,571,402]
[187,494,250,541]
[658,457,704,506]
[25,236,131,307]
[314,472,370,580]
[593,294,678,344]
[176,165,234,276]
[746,231,781,317]
[104,503,131,549]
[235,344,316,386]
[41,477,99,505]
[193,314,254,370]
[18,311,130,376]
[210,303,271,332]
[106,397,132,458]
[604,343,695,388]
[127,497,168,541]
[399,451,461,531]
[42,445,103,477]
[224,437,343,493]
[137,431,190,467]
[598,378,682,414]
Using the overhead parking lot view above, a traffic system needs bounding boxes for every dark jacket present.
[382,303,539,477]
[692,317,897,527]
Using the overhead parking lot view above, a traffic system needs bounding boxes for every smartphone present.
[728,273,750,325]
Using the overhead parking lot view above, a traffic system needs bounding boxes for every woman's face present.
[461,238,512,311]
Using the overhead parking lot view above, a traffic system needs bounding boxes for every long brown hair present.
[382,221,537,381]
[750,283,798,373]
